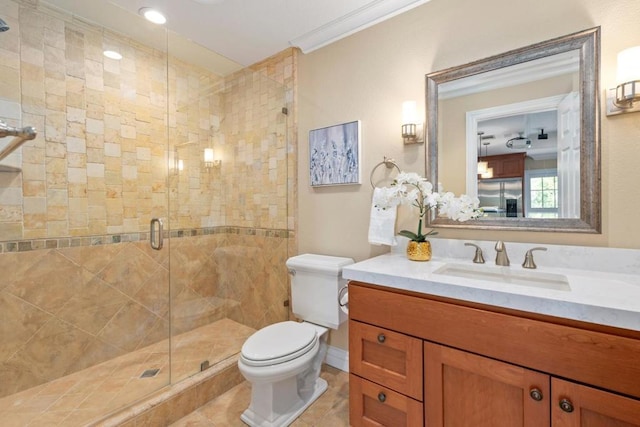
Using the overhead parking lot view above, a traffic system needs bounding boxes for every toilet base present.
[240,377,328,427]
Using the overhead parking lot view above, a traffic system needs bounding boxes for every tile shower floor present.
[0,318,255,427]
[171,365,350,427]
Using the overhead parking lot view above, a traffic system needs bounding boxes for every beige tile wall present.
[0,239,169,398]
[0,1,172,239]
[0,0,298,403]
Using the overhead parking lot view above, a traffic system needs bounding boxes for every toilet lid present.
[241,321,318,366]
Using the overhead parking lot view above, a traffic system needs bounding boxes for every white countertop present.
[342,252,640,332]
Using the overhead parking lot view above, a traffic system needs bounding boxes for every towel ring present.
[370,156,400,188]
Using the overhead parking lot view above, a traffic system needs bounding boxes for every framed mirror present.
[426,27,600,233]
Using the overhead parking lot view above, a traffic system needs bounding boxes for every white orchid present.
[374,172,481,241]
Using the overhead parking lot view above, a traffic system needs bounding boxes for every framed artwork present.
[309,120,361,187]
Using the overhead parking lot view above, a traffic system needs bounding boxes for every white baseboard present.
[324,345,349,372]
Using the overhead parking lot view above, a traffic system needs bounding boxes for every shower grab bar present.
[0,120,37,163]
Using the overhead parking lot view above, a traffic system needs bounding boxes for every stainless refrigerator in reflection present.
[477,178,523,217]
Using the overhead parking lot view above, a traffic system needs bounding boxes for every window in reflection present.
[526,170,559,218]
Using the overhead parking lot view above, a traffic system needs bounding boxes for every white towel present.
[368,188,398,246]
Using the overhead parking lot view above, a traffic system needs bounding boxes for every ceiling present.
[41,0,430,76]
[478,111,558,159]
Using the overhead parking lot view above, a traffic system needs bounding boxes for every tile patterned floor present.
[0,319,255,426]
[170,365,350,427]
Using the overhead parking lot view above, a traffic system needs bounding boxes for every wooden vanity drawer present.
[349,373,423,427]
[349,320,423,400]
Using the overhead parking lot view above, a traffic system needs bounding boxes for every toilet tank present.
[286,254,354,329]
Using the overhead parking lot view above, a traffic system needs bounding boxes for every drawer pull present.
[377,392,386,402]
[529,388,543,401]
[559,398,574,413]
[377,333,386,343]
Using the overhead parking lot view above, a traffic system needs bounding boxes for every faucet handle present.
[464,243,485,264]
[522,247,547,269]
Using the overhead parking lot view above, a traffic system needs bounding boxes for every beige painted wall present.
[297,0,640,350]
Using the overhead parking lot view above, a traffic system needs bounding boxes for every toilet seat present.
[241,321,318,367]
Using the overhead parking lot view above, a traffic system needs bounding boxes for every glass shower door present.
[0,0,171,424]
[167,37,294,382]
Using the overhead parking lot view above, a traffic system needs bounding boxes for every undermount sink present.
[433,263,571,291]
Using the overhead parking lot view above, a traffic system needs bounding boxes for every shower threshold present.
[0,318,255,426]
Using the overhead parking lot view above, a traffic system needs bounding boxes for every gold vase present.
[406,240,432,261]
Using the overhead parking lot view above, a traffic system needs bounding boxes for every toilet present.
[238,253,353,427]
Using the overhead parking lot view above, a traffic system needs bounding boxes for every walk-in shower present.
[0,0,295,424]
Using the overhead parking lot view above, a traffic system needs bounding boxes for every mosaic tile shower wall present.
[0,0,297,399]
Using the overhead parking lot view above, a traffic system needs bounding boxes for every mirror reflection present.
[426,28,600,232]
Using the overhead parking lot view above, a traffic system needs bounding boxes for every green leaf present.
[398,230,422,241]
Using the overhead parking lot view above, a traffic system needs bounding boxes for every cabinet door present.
[485,157,505,177]
[350,320,423,400]
[481,153,525,179]
[552,378,640,426]
[424,342,549,427]
[350,374,423,427]
[501,156,524,178]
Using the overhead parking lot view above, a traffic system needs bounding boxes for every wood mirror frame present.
[426,27,601,233]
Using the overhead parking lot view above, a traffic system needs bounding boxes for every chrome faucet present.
[495,241,510,266]
[522,247,547,269]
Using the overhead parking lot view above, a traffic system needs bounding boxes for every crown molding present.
[290,0,431,54]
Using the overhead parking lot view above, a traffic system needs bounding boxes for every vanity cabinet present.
[348,281,640,427]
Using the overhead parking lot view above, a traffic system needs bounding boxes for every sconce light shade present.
[617,46,640,83]
[204,148,214,162]
[204,148,214,168]
[401,101,424,144]
[607,46,640,115]
[203,148,221,169]
[402,101,418,123]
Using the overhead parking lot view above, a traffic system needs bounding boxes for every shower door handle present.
[150,218,164,250]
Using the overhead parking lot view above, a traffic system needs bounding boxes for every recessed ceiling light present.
[103,50,123,60]
[139,7,167,25]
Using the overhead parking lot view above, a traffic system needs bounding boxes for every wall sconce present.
[204,148,214,168]
[606,46,640,116]
[203,148,221,169]
[401,101,424,144]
